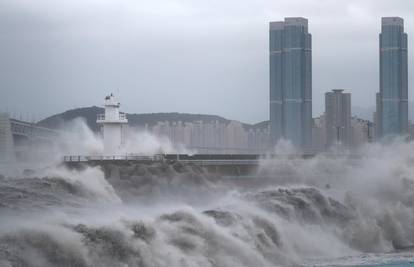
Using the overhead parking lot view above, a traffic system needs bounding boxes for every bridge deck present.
[10,118,59,139]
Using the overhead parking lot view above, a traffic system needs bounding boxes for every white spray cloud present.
[4,123,414,266]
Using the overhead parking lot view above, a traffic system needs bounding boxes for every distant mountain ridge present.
[37,106,269,132]
[41,104,412,133]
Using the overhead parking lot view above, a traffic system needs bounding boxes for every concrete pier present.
[62,153,318,176]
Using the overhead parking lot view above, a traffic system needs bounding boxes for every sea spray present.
[2,138,414,266]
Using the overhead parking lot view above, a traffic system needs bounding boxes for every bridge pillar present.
[0,113,16,172]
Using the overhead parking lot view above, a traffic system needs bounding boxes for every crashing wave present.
[2,141,414,266]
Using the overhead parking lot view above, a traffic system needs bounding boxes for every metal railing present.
[171,159,261,166]
[63,155,263,166]
[96,113,127,122]
[64,155,162,162]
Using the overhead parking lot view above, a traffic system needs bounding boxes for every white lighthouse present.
[97,94,128,155]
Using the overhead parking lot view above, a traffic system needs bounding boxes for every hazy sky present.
[1,0,414,123]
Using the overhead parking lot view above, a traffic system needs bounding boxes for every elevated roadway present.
[0,113,59,163]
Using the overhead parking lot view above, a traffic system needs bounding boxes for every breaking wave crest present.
[2,141,414,266]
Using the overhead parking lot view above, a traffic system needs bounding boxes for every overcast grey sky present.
[1,0,414,123]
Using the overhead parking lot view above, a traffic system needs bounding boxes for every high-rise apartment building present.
[377,17,408,137]
[325,89,351,147]
[269,17,312,151]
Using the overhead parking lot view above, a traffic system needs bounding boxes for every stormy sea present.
[2,134,414,266]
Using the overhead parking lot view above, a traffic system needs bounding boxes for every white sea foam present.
[1,120,414,266]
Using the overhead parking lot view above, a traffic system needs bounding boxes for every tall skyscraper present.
[269,17,312,151]
[325,89,351,147]
[377,17,408,137]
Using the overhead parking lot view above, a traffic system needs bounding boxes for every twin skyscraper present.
[377,17,408,137]
[269,17,408,150]
[269,18,312,150]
